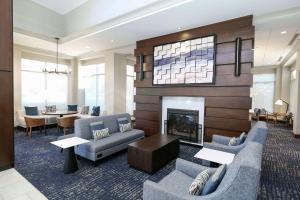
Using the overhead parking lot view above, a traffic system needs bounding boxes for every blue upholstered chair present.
[203,121,268,155]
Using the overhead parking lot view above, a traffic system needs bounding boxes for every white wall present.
[293,51,300,135]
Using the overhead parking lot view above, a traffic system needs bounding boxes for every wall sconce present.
[139,54,144,80]
[235,37,242,77]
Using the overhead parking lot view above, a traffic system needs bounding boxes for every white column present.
[69,58,79,104]
[293,50,300,136]
[13,45,22,126]
[104,51,127,115]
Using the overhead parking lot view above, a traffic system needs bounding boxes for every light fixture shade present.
[275,99,283,105]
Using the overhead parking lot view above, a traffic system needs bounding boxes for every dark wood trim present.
[294,134,300,139]
[0,0,14,171]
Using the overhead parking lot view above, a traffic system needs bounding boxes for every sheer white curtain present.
[126,65,136,115]
[79,64,105,110]
[21,59,69,109]
[250,73,275,112]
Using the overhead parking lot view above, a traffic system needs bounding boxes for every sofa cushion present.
[91,106,100,116]
[90,121,105,133]
[201,164,227,195]
[189,169,211,195]
[68,105,78,111]
[93,128,110,141]
[79,129,144,153]
[158,170,194,196]
[25,106,38,116]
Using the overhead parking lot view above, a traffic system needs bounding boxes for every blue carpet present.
[14,123,300,200]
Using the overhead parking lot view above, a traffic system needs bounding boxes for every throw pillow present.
[119,122,132,133]
[117,117,129,132]
[238,132,246,145]
[24,106,39,116]
[93,128,110,141]
[81,106,89,115]
[228,137,237,146]
[189,169,211,196]
[90,121,105,134]
[68,105,78,111]
[201,164,227,195]
[91,106,100,116]
[45,105,56,112]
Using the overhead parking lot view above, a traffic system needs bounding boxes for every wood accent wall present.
[134,16,254,141]
[0,0,14,170]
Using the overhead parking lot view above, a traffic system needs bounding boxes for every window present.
[21,59,69,109]
[79,64,105,111]
[126,65,136,115]
[250,73,275,112]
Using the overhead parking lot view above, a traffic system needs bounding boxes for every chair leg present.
[29,127,32,138]
[40,127,42,133]
[26,127,28,136]
[44,125,47,135]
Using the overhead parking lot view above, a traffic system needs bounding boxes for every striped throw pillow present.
[189,169,211,195]
[92,128,110,141]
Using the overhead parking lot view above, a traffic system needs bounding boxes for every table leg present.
[63,146,78,174]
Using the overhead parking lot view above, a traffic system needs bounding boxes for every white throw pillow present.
[228,137,237,146]
[189,169,211,195]
[119,122,132,133]
[92,128,110,141]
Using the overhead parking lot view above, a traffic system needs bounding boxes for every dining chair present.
[57,116,79,135]
[24,117,46,138]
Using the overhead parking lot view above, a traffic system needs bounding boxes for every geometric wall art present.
[153,35,216,85]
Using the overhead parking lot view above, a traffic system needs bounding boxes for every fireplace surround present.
[164,108,202,144]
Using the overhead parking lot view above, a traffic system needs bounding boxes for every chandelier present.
[42,38,71,75]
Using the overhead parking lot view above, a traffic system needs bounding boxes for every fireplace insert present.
[164,108,202,144]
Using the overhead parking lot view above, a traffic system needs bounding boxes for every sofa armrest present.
[143,180,189,200]
[175,158,215,178]
[212,135,231,145]
[203,142,243,155]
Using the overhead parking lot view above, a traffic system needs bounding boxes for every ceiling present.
[14,0,300,66]
[30,0,89,15]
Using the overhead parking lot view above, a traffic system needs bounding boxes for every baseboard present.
[0,164,13,172]
[294,134,300,139]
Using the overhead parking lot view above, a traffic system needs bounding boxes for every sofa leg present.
[61,148,63,153]
[94,161,97,167]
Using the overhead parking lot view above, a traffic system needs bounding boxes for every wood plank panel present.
[134,16,254,139]
[206,108,249,120]
[205,97,252,109]
[0,72,14,170]
[0,0,12,71]
[134,95,160,104]
[136,87,250,97]
[136,103,160,111]
[205,117,251,132]
[134,110,159,121]
[204,128,242,142]
[0,0,13,171]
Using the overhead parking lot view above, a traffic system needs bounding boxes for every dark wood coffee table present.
[128,134,180,174]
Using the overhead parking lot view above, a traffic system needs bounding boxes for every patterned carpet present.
[14,123,300,200]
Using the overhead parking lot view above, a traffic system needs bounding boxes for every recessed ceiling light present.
[85,46,91,49]
[177,26,182,30]
[111,39,114,43]
[281,31,287,35]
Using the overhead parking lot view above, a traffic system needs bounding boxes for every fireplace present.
[165,108,202,144]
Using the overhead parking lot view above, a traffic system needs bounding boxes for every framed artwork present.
[153,35,216,85]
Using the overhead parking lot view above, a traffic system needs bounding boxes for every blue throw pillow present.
[91,106,100,116]
[201,164,227,195]
[68,105,78,111]
[90,121,105,134]
[24,106,38,116]
[238,132,247,145]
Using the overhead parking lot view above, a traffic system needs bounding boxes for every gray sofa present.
[73,113,145,162]
[203,121,268,154]
[143,142,263,200]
